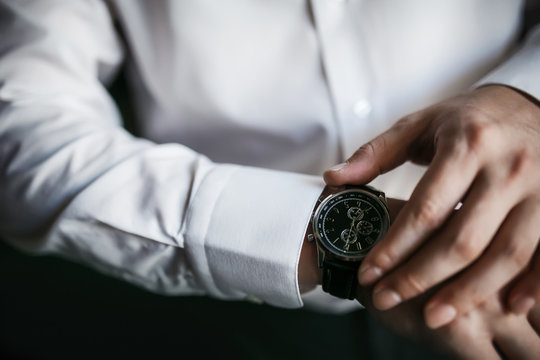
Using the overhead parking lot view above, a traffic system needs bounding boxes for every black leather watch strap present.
[321,259,361,300]
[345,184,381,196]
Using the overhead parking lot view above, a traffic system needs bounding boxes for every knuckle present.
[461,119,495,154]
[410,198,441,228]
[451,233,483,263]
[375,248,399,269]
[443,136,469,159]
[349,141,377,162]
[503,239,531,269]
[400,272,429,297]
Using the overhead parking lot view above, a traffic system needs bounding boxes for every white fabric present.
[0,0,537,311]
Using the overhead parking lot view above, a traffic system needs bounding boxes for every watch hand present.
[346,218,357,244]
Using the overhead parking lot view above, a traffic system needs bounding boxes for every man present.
[0,1,539,358]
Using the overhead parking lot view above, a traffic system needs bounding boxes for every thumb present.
[323,116,422,186]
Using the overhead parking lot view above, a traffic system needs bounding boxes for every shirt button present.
[353,99,372,118]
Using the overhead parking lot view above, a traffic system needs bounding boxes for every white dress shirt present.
[0,0,538,312]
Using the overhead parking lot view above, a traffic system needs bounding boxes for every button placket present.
[310,0,375,160]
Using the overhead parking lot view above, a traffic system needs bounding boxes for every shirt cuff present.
[183,164,325,308]
[474,25,540,102]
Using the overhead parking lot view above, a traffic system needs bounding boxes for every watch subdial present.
[340,229,358,244]
[356,220,374,236]
[347,207,364,221]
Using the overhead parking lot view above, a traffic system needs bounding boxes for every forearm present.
[0,0,327,309]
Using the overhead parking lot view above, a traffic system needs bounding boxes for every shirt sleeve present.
[0,0,324,309]
[475,21,540,101]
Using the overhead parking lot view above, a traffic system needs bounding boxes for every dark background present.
[0,239,445,360]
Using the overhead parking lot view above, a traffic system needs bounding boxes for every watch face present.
[313,189,390,258]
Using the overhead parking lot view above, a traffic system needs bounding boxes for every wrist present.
[298,230,322,293]
[477,84,540,108]
[298,185,338,293]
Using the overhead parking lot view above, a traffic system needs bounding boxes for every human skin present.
[299,195,540,359]
[357,277,540,360]
[323,85,540,329]
[359,193,540,359]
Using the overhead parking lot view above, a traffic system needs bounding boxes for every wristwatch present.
[307,185,390,300]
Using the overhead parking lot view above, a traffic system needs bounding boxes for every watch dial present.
[315,190,389,256]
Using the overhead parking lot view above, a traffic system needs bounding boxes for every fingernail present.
[373,288,402,310]
[425,303,457,329]
[328,162,347,172]
[510,295,535,315]
[359,265,382,285]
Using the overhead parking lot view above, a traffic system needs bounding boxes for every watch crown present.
[307,234,315,243]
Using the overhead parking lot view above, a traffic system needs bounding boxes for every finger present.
[452,338,502,360]
[323,112,430,186]
[441,321,502,360]
[424,198,540,329]
[358,136,479,286]
[439,333,501,360]
[493,315,540,360]
[369,171,517,311]
[508,235,540,315]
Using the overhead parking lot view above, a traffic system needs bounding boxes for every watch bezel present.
[311,188,390,262]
